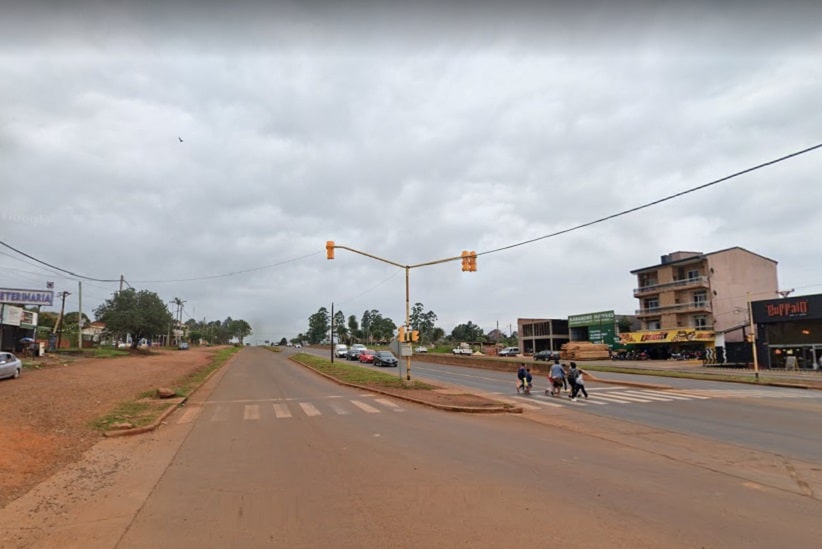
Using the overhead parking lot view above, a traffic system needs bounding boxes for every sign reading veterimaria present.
[0,288,55,306]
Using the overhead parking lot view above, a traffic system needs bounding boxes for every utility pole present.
[330,302,335,363]
[77,281,83,349]
[55,291,70,350]
[119,274,124,293]
[747,293,759,382]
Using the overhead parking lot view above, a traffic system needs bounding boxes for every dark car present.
[346,348,363,361]
[373,350,398,367]
[534,350,558,361]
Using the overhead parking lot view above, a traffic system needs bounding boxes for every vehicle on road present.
[498,347,521,357]
[414,346,428,353]
[335,344,348,358]
[0,352,22,380]
[533,350,558,361]
[358,349,376,363]
[373,351,398,367]
[178,342,190,350]
[452,344,473,355]
[346,344,366,360]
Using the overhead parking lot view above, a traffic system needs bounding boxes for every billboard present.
[618,329,715,344]
[0,288,54,306]
[568,310,615,327]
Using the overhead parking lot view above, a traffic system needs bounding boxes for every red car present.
[358,349,375,363]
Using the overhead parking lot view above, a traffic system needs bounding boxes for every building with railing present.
[630,247,778,345]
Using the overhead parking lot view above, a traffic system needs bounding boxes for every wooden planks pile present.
[560,342,610,360]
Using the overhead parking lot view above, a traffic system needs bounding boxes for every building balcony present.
[635,301,713,317]
[633,276,710,298]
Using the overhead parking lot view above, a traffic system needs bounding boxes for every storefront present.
[751,294,822,370]
[617,328,715,360]
[568,311,617,347]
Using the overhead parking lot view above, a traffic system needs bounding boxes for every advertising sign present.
[751,294,822,323]
[1,305,23,327]
[568,310,615,327]
[0,288,55,306]
[618,328,715,344]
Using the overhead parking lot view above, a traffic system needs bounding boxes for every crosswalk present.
[175,393,406,424]
[495,386,821,410]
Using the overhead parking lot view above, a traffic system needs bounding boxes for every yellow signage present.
[618,329,714,344]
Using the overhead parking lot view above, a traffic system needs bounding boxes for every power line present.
[477,142,822,258]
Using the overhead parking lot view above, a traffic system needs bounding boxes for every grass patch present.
[172,346,242,397]
[293,353,433,390]
[92,400,168,431]
[577,364,781,385]
[92,345,243,432]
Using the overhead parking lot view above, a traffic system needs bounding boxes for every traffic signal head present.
[326,240,335,260]
[461,250,470,271]
[397,326,406,341]
[469,251,477,272]
[411,330,420,342]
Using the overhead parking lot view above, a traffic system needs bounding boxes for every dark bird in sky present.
[178,137,183,142]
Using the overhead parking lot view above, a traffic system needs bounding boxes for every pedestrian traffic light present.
[326,240,335,260]
[461,250,470,271]
[411,330,420,342]
[468,251,477,272]
[397,326,406,341]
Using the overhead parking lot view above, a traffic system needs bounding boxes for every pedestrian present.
[570,362,588,401]
[567,362,578,399]
[516,363,528,393]
[547,359,565,397]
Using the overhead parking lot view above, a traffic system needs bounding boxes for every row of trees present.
[90,289,252,347]
[298,303,516,347]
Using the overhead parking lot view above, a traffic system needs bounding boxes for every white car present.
[335,344,348,358]
[0,352,22,380]
[415,346,428,353]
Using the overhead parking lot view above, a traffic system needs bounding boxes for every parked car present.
[178,342,190,350]
[452,344,473,355]
[0,352,22,380]
[414,346,428,353]
[498,347,521,357]
[358,349,376,363]
[533,350,557,361]
[335,344,348,358]
[373,350,398,367]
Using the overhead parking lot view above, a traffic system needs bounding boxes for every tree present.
[278,337,288,346]
[333,310,347,343]
[94,289,174,348]
[348,315,361,342]
[307,307,330,344]
[451,321,484,343]
[227,319,252,343]
[410,302,438,344]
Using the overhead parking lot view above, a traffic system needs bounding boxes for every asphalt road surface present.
[113,347,821,548]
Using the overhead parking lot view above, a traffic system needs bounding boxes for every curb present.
[103,349,240,437]
[290,356,522,414]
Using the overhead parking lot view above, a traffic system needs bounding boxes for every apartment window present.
[644,298,659,311]
[687,269,700,281]
[693,291,707,305]
[647,320,661,330]
[693,315,708,328]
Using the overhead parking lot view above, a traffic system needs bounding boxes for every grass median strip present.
[94,346,242,432]
[292,352,434,390]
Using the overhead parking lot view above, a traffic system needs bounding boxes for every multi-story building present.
[631,247,778,345]
[517,318,569,355]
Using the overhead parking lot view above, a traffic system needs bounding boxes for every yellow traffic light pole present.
[326,242,476,381]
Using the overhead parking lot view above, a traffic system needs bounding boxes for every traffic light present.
[461,250,470,271]
[411,330,420,342]
[326,240,335,260]
[468,251,477,272]
[397,326,406,341]
[746,333,755,343]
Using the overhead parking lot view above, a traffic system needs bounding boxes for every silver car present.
[0,352,22,380]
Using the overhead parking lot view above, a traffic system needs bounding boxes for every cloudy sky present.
[2,1,821,343]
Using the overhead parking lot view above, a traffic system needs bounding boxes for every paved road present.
[307,348,822,461]
[113,347,821,548]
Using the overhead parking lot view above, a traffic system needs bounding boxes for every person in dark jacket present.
[569,362,588,401]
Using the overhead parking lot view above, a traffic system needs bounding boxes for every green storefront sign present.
[568,310,616,346]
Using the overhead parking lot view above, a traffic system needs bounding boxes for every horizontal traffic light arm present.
[326,241,478,271]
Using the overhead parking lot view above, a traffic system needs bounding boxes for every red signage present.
[766,300,809,318]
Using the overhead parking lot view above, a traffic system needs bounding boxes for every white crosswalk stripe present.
[187,397,409,424]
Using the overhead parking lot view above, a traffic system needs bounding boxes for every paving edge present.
[103,350,240,437]
[290,356,523,414]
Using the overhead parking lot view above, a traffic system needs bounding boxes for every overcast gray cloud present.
[2,1,822,341]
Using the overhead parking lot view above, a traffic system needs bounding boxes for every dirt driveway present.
[0,347,217,508]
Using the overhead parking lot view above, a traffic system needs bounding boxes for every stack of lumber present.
[560,342,610,360]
